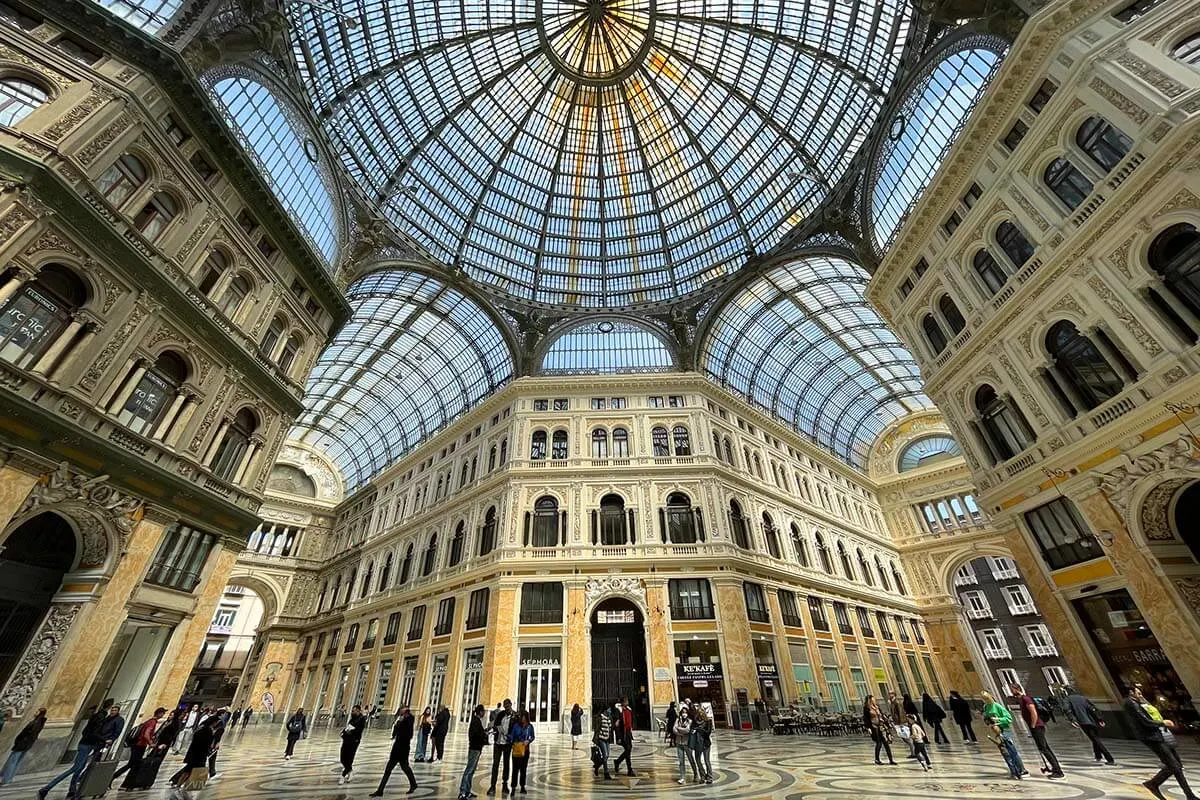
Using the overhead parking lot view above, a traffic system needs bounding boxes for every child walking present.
[908,714,932,770]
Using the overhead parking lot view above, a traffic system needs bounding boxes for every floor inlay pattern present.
[4,722,1197,799]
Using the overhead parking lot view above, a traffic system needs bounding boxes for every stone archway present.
[1127,473,1200,630]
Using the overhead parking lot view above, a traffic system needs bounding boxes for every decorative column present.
[105,358,148,414]
[479,583,519,707]
[98,357,138,409]
[643,579,675,712]
[712,577,757,700]
[151,391,190,441]
[563,582,588,710]
[202,419,231,465]
[0,267,32,306]
[30,314,92,379]
[164,391,200,448]
[921,603,986,700]
[243,635,300,716]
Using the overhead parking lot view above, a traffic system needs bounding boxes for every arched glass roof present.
[289,0,912,307]
[898,434,962,471]
[702,254,931,467]
[210,77,341,266]
[870,44,1003,251]
[290,271,514,491]
[85,0,179,33]
[541,320,675,374]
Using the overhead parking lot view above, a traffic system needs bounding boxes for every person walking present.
[863,696,897,766]
[431,704,451,762]
[672,707,699,785]
[612,697,635,777]
[509,711,535,794]
[948,691,977,743]
[570,703,583,750]
[174,704,201,755]
[665,701,678,747]
[458,704,488,800]
[592,702,612,780]
[203,707,227,779]
[908,714,932,771]
[1124,685,1197,800]
[488,698,514,795]
[1011,683,1063,778]
[230,708,243,727]
[112,707,166,787]
[981,690,1025,780]
[370,705,417,797]
[339,704,367,784]
[1,707,45,784]
[887,692,912,757]
[169,714,220,791]
[902,693,920,725]
[284,708,308,760]
[1064,686,1113,764]
[921,693,949,744]
[241,708,253,728]
[415,707,432,762]
[691,705,714,784]
[38,699,123,800]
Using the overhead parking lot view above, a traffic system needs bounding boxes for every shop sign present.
[677,662,723,681]
[756,664,779,679]
[653,667,671,682]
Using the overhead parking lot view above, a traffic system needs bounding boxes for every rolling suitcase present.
[127,749,165,790]
[76,756,119,798]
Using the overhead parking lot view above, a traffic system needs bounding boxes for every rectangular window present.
[375,660,393,710]
[610,397,627,409]
[898,277,914,299]
[912,258,929,277]
[552,398,569,411]
[466,588,490,629]
[744,582,769,623]
[590,397,607,410]
[197,639,224,669]
[669,578,714,620]
[668,395,685,407]
[434,597,455,636]
[962,182,983,209]
[519,582,564,624]
[979,628,1009,657]
[876,611,893,640]
[533,399,548,411]
[344,623,359,652]
[1042,665,1070,688]
[165,114,190,145]
[648,395,665,408]
[1028,79,1057,112]
[856,607,874,637]
[943,210,961,235]
[808,596,830,631]
[362,618,379,649]
[400,657,418,706]
[896,615,911,642]
[833,601,853,636]
[889,651,910,696]
[146,524,217,592]
[189,151,216,182]
[1023,498,1101,570]
[1003,119,1029,151]
[997,667,1020,689]
[1003,584,1036,614]
[779,590,804,627]
[1113,0,1163,21]
[406,605,426,641]
[383,611,401,646]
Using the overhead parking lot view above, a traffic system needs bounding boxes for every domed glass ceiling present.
[289,0,912,306]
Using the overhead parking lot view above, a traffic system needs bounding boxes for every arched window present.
[330,575,341,608]
[469,455,477,482]
[875,556,891,591]
[1044,157,1093,210]
[1046,320,1124,409]
[663,492,700,544]
[133,191,178,241]
[712,431,722,461]
[96,153,147,208]
[277,334,301,374]
[317,580,328,611]
[0,264,88,369]
[479,506,498,556]
[729,499,750,549]
[459,460,470,488]
[551,429,568,460]
[672,425,691,456]
[1171,32,1200,65]
[762,512,781,559]
[195,249,229,295]
[651,426,670,457]
[612,427,629,458]
[378,552,393,591]
[218,274,252,320]
[399,544,414,584]
[899,435,962,471]
[1076,116,1133,172]
[816,532,834,573]
[753,453,763,479]
[117,350,188,435]
[923,314,948,354]
[421,533,438,576]
[530,430,547,460]
[939,295,966,334]
[838,541,855,579]
[597,494,628,545]
[891,563,907,595]
[857,549,874,586]
[499,438,508,464]
[790,523,810,567]
[0,76,48,126]
[260,315,286,358]
[1148,223,1200,323]
[529,496,560,547]
[210,408,257,481]
[591,428,609,458]
[345,569,357,604]
[996,221,1034,269]
[974,384,1033,463]
[448,521,465,567]
[723,437,734,465]
[488,445,497,472]
[973,249,1009,295]
[360,560,374,598]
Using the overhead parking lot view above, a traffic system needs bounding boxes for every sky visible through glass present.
[541,320,676,373]
[86,0,179,33]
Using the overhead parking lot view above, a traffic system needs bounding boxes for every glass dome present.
[898,435,962,471]
[289,0,912,307]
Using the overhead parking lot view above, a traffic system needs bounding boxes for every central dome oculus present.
[538,0,656,84]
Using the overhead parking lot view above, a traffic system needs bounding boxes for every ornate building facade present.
[868,0,1200,726]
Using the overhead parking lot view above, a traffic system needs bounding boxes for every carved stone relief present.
[584,576,645,610]
[0,603,81,718]
[1087,77,1149,124]
[80,304,150,392]
[1098,437,1199,516]
[1173,578,1200,621]
[1085,276,1163,357]
[20,462,145,564]
[1139,478,1190,542]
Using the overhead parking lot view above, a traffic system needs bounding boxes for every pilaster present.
[479,583,518,706]
[0,461,38,531]
[713,578,756,697]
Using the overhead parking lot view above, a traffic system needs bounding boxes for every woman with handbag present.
[509,712,535,794]
[339,705,367,785]
[284,708,308,760]
[864,696,897,766]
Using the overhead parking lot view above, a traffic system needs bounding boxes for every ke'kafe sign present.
[677,662,723,681]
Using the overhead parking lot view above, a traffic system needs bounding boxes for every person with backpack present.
[509,711,535,794]
[458,704,488,800]
[339,704,367,785]
[487,698,514,795]
[431,704,451,762]
[39,699,123,800]
[591,702,612,780]
[415,707,432,762]
[112,707,166,787]
[284,708,308,760]
[1,707,45,784]
[369,705,416,796]
[1064,686,1113,764]
[1124,684,1197,800]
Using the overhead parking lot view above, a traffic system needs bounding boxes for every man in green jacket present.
[981,690,1026,779]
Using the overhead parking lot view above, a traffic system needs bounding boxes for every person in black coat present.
[430,705,451,762]
[1,707,45,784]
[458,705,489,800]
[948,691,977,743]
[370,706,417,796]
[169,715,219,787]
[1124,685,1196,800]
[339,705,367,784]
[901,693,920,725]
[921,693,949,744]
[284,708,308,760]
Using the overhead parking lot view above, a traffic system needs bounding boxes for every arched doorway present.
[1174,481,1200,561]
[0,513,75,689]
[590,598,650,729]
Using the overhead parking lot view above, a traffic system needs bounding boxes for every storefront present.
[753,638,783,707]
[459,647,484,723]
[518,645,561,724]
[674,639,727,727]
[426,653,448,710]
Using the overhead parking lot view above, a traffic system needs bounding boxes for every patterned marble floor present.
[4,721,1198,799]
